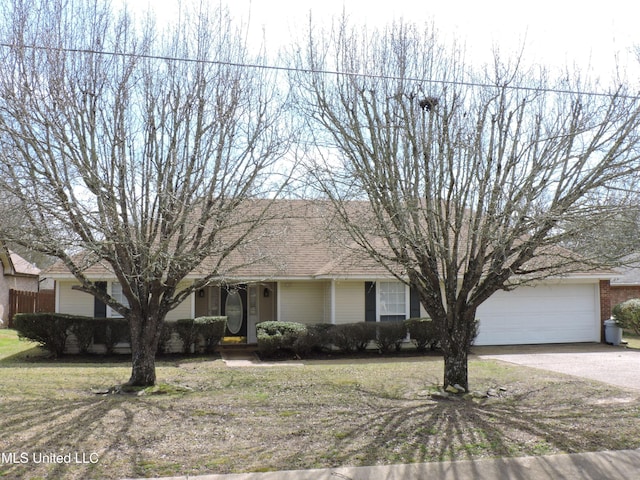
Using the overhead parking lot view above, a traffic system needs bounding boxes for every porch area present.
[194,282,277,343]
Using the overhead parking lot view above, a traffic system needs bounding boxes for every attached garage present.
[475,283,601,346]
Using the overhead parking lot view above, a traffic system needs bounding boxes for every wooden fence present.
[7,289,55,328]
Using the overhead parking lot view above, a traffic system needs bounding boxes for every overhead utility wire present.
[1,42,638,100]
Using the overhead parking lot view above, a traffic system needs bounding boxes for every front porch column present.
[276,281,282,322]
[330,279,336,324]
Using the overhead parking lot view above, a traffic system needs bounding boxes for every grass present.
[1,328,640,479]
[623,330,640,349]
[0,327,44,360]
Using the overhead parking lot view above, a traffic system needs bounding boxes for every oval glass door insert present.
[225,290,243,334]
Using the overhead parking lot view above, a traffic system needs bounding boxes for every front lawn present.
[623,330,640,350]
[1,329,639,479]
[0,327,43,360]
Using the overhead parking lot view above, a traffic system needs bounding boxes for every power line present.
[1,42,638,100]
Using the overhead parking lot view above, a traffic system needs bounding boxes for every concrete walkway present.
[220,350,303,368]
[132,449,640,480]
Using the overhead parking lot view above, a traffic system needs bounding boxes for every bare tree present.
[560,197,640,264]
[291,19,640,391]
[0,0,292,386]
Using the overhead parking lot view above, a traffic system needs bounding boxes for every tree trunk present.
[128,346,157,386]
[438,307,477,392]
[127,315,162,387]
[443,345,469,392]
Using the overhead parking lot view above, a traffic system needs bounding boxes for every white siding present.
[324,282,331,323]
[476,283,600,345]
[57,281,94,316]
[334,281,365,324]
[57,280,193,320]
[166,282,193,321]
[278,281,328,324]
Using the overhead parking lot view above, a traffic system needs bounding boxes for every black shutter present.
[94,281,107,318]
[410,286,421,318]
[365,281,376,322]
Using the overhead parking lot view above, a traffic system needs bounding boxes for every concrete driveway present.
[474,343,640,391]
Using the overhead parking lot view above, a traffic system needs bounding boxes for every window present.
[110,282,130,317]
[93,281,107,318]
[379,281,406,322]
[225,290,244,334]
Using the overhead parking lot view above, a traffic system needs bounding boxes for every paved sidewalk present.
[131,449,640,480]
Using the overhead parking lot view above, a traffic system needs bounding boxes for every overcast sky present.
[232,1,638,78]
[137,0,638,85]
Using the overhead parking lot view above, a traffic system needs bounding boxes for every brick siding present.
[610,285,640,314]
[599,280,611,342]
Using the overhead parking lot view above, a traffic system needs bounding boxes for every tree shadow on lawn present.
[275,382,640,476]
[0,345,51,363]
[0,346,133,366]
[0,394,164,480]
[0,348,219,367]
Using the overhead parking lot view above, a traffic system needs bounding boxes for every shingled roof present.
[610,255,640,285]
[44,199,613,281]
[44,199,391,280]
[0,244,41,277]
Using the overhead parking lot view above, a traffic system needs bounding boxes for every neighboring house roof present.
[44,199,613,282]
[0,246,41,278]
[9,251,41,277]
[611,256,640,285]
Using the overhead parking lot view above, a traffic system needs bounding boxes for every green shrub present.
[354,322,378,351]
[375,321,408,354]
[330,322,377,353]
[194,316,227,353]
[256,332,283,357]
[309,323,335,348]
[13,313,81,356]
[405,317,438,351]
[68,317,95,354]
[292,323,334,357]
[256,321,307,357]
[329,323,358,353]
[257,321,307,337]
[93,318,130,354]
[157,321,175,354]
[175,318,197,354]
[160,317,226,354]
[613,299,640,336]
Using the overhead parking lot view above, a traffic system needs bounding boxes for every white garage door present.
[475,283,600,346]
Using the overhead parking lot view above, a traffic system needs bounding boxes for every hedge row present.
[13,313,128,357]
[13,313,227,356]
[256,318,439,358]
[169,316,227,354]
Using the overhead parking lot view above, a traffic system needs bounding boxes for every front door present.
[247,285,259,344]
[221,285,248,338]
